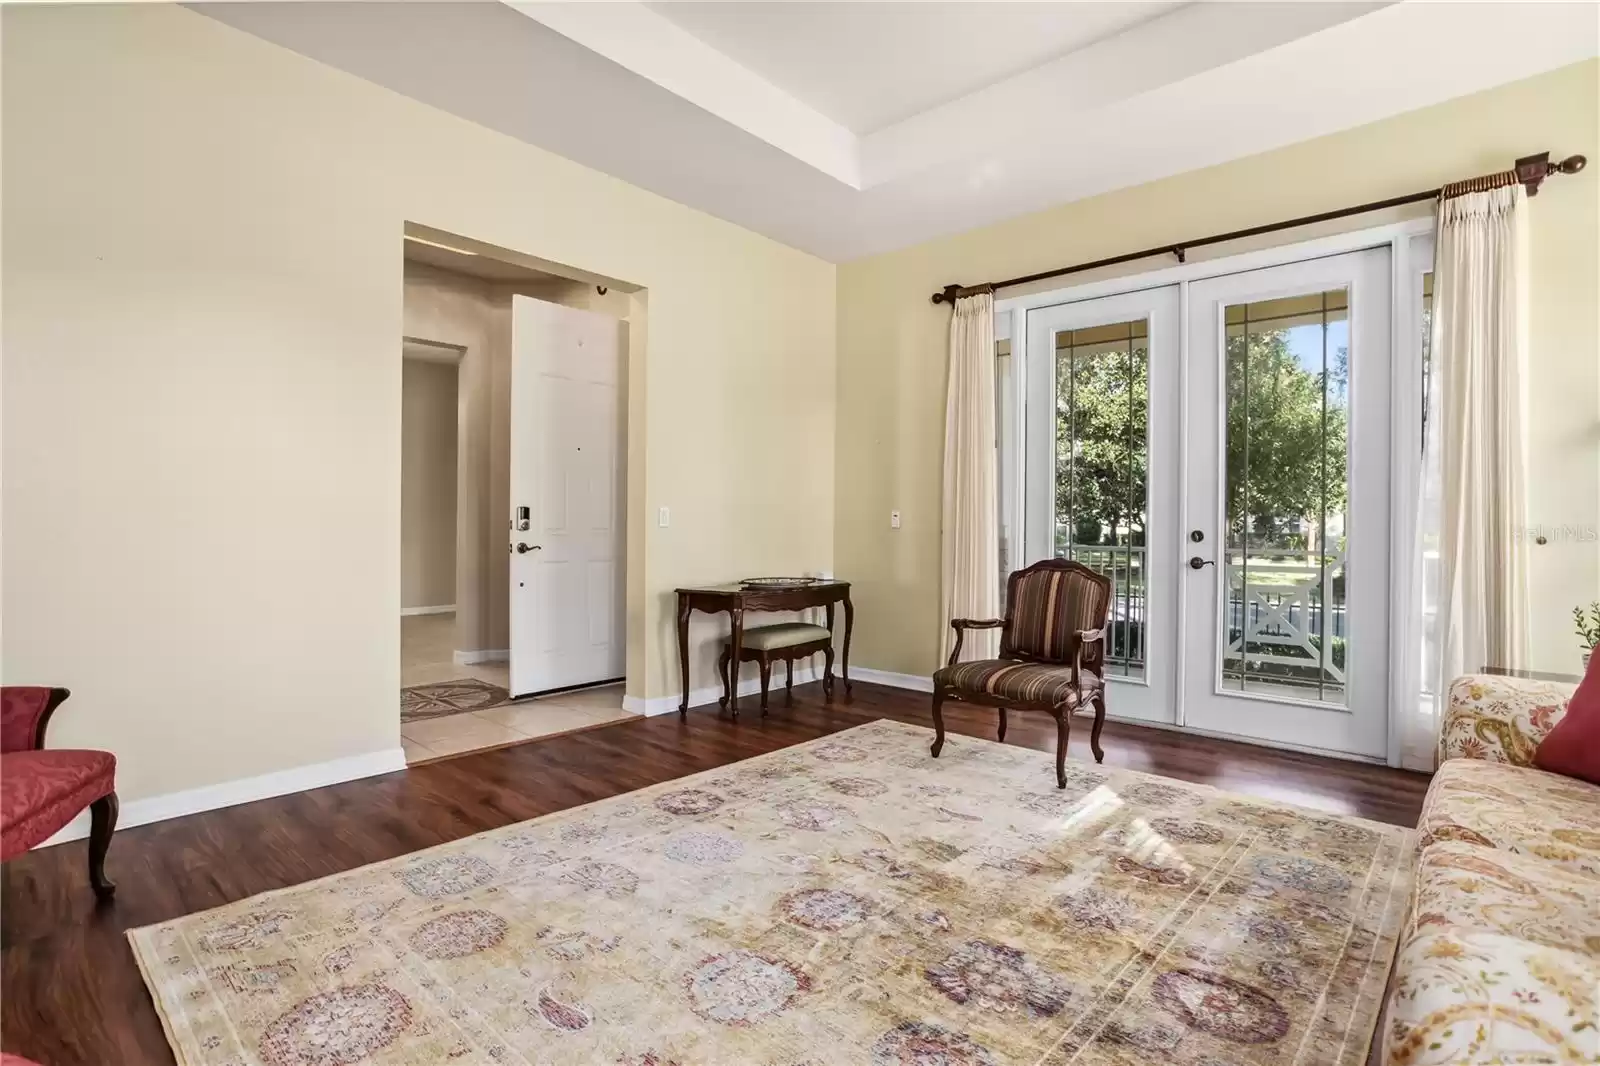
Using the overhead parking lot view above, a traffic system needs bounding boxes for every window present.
[1221,290,1349,703]
[1053,319,1149,678]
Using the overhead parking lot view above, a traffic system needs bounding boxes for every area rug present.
[127,719,1415,1066]
[400,679,509,723]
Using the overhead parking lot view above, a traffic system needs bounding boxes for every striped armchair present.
[930,559,1112,788]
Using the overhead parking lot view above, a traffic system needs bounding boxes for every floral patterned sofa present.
[1383,673,1599,1065]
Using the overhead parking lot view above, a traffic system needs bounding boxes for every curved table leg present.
[726,608,744,718]
[677,595,692,719]
[841,592,854,699]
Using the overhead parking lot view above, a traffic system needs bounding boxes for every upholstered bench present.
[718,622,835,714]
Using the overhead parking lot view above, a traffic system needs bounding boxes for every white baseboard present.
[850,666,935,692]
[454,649,508,665]
[623,663,831,717]
[401,604,455,617]
[35,746,408,849]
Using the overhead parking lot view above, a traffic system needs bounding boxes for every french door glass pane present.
[1054,319,1148,679]
[1222,290,1349,704]
[996,335,1012,610]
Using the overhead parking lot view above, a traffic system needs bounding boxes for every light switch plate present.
[890,510,901,529]
[658,506,670,528]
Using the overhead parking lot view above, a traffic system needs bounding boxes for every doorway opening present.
[398,224,639,764]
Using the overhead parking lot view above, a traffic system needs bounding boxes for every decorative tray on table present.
[739,576,821,589]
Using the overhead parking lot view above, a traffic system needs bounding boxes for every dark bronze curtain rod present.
[931,152,1586,306]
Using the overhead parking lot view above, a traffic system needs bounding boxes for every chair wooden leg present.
[997,707,1007,743]
[717,648,732,708]
[1090,689,1107,764]
[759,658,771,714]
[822,645,836,703]
[88,792,117,899]
[785,658,794,705]
[1052,707,1070,789]
[930,689,947,758]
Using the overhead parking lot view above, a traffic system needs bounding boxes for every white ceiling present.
[644,2,1185,134]
[196,1,1599,263]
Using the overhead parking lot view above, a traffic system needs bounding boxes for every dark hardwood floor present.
[0,682,1429,1065]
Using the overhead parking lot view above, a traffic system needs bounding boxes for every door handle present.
[1188,556,1214,570]
[515,543,542,554]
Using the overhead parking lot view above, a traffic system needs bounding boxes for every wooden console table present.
[676,581,853,717]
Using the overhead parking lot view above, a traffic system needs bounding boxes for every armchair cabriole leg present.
[1052,707,1070,789]
[1090,690,1107,764]
[997,707,1007,743]
[88,792,117,899]
[930,689,947,758]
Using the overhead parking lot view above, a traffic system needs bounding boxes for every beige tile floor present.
[400,612,637,764]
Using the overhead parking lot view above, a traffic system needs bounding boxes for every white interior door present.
[1182,248,1391,757]
[1025,285,1180,724]
[509,295,625,698]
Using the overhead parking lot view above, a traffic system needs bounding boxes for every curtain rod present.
[931,152,1586,306]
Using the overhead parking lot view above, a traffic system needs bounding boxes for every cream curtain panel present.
[1409,184,1531,768]
[941,292,1000,663]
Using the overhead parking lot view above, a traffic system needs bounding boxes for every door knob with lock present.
[514,543,542,554]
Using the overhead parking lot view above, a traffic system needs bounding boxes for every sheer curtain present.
[941,291,1000,662]
[1403,184,1531,769]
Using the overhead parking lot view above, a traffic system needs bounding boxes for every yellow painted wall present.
[1,5,836,804]
[837,59,1600,678]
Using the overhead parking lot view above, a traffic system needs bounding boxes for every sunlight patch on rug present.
[128,719,1415,1065]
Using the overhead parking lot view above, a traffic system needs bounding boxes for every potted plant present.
[1574,602,1600,669]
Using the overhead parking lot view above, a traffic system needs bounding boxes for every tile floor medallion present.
[128,720,1416,1066]
[401,679,511,724]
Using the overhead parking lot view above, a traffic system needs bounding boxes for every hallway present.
[399,612,635,762]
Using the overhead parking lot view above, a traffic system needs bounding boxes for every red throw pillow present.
[1533,653,1600,784]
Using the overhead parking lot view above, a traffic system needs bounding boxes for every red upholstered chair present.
[931,559,1113,789]
[0,687,117,898]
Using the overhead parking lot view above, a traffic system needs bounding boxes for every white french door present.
[1012,244,1398,759]
[1024,286,1180,725]
[1181,248,1392,757]
[508,296,626,698]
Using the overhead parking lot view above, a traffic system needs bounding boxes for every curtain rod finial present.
[933,284,963,306]
[1515,152,1585,196]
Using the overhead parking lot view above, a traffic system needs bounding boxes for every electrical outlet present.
[658,506,670,528]
[890,510,901,530]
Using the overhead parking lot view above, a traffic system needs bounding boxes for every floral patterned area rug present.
[127,719,1415,1066]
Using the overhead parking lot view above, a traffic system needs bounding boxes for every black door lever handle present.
[1189,556,1214,570]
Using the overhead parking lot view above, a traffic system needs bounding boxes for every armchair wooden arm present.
[1074,627,1107,685]
[948,618,1005,667]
